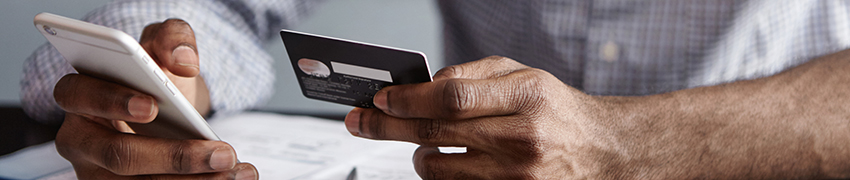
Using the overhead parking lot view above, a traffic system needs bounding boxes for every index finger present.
[140,19,199,77]
[432,56,528,81]
[57,114,239,175]
[373,68,550,120]
[54,74,158,123]
[413,146,501,179]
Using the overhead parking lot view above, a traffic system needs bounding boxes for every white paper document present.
[0,112,421,180]
[212,112,421,180]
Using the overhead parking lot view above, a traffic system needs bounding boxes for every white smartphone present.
[34,12,219,140]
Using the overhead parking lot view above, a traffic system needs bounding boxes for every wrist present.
[591,94,695,179]
[560,95,650,179]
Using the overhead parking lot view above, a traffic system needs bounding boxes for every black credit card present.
[280,29,433,108]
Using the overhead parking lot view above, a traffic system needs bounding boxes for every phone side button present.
[138,50,151,64]
[141,55,149,64]
[165,82,178,96]
[153,70,168,83]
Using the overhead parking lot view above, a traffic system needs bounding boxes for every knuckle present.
[362,109,387,140]
[441,79,475,119]
[416,119,446,145]
[53,75,79,110]
[524,68,554,79]
[155,19,195,46]
[161,19,194,34]
[434,65,462,79]
[101,136,134,175]
[163,18,188,25]
[94,85,132,118]
[418,152,486,180]
[512,69,552,110]
[418,153,447,180]
[504,141,543,165]
[496,126,547,164]
[482,55,510,62]
[54,131,73,158]
[55,74,133,117]
[169,141,193,174]
[484,55,521,66]
[55,116,87,162]
[107,95,131,117]
[140,23,162,44]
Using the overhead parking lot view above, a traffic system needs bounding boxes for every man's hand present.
[346,53,850,179]
[345,56,618,179]
[54,19,257,179]
[139,19,210,115]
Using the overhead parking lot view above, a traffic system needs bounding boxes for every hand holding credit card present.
[280,30,433,108]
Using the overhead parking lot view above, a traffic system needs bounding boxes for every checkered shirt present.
[440,0,850,95]
[21,0,850,124]
[21,0,319,124]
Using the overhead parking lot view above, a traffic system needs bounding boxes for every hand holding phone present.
[36,13,217,140]
[35,13,256,179]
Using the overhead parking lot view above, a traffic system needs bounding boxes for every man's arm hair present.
[602,48,850,179]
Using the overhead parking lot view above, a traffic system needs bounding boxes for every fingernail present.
[345,108,362,137]
[128,95,154,118]
[373,89,388,110]
[209,148,236,170]
[235,166,258,180]
[172,46,199,68]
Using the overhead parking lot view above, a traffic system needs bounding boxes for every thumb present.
[140,19,199,77]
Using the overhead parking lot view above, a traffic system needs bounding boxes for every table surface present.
[0,106,346,157]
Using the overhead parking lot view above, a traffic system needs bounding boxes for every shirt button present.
[600,40,619,62]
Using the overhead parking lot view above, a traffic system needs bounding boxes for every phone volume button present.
[139,50,151,64]
[153,70,168,83]
[165,81,178,96]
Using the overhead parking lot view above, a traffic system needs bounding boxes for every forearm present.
[604,49,850,178]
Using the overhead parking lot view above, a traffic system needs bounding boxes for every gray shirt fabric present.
[440,0,850,95]
[21,0,850,124]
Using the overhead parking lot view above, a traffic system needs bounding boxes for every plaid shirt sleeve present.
[440,0,850,96]
[693,0,850,87]
[23,0,850,124]
[20,0,319,124]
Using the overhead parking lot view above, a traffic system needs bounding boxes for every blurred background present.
[0,0,443,116]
